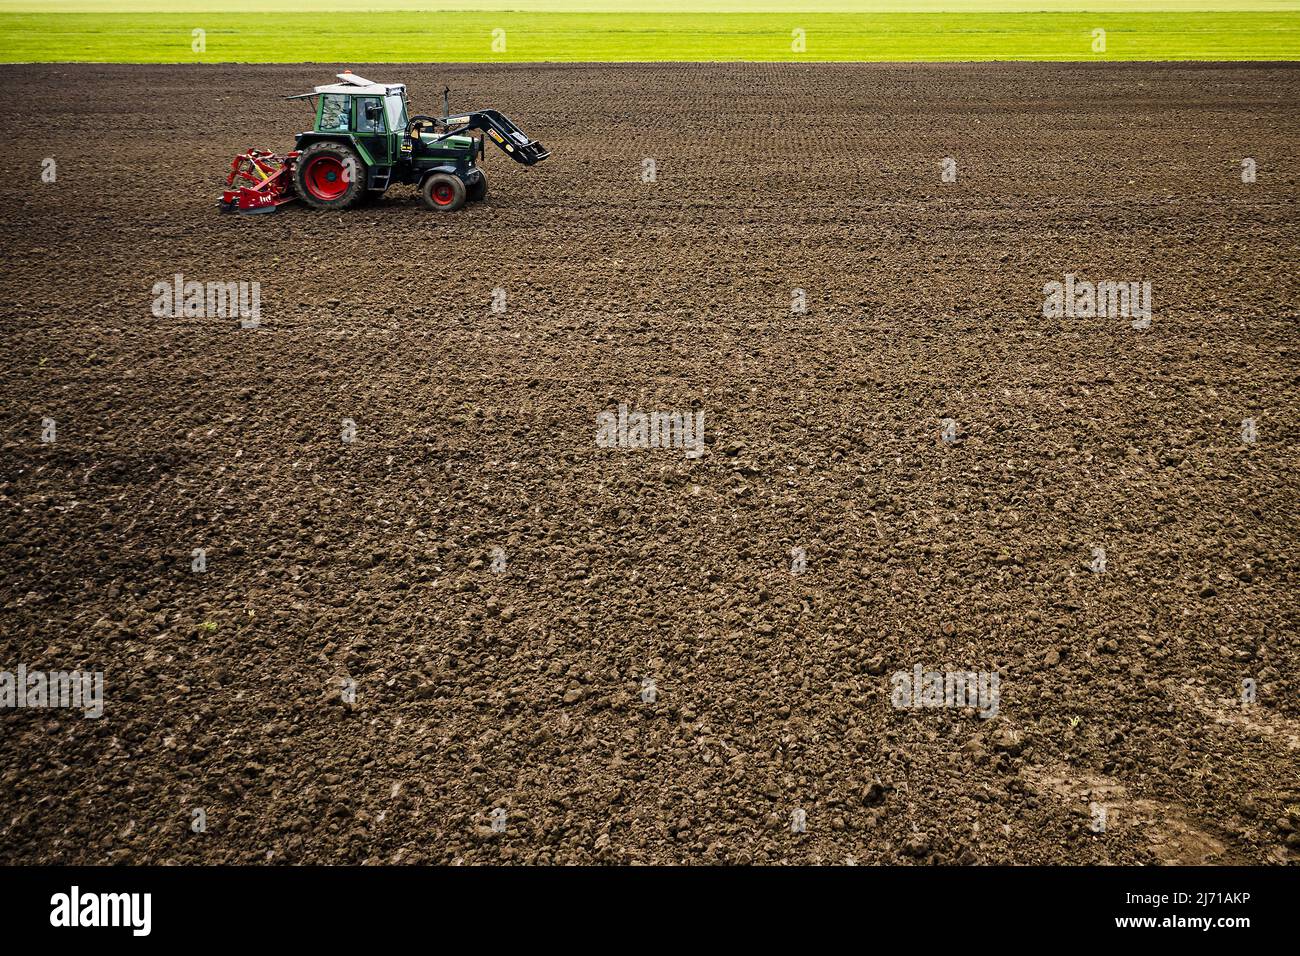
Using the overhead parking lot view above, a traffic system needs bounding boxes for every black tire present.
[420,173,467,212]
[468,171,488,202]
[294,141,366,211]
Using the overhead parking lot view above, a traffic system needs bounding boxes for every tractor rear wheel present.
[295,142,365,211]
[421,173,467,212]
[468,171,488,202]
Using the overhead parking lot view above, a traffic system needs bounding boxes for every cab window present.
[355,96,385,133]
[384,94,408,134]
[319,93,350,131]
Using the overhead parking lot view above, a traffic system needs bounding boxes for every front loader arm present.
[408,110,550,165]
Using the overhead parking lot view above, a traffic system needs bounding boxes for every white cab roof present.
[309,72,405,97]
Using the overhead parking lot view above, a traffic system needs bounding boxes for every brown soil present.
[0,62,1297,865]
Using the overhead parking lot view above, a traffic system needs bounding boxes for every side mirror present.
[366,104,383,124]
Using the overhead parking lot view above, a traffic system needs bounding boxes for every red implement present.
[219,149,300,214]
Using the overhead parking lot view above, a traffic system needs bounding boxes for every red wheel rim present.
[305,156,349,201]
[430,181,455,206]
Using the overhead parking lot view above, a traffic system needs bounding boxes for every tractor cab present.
[312,85,407,136]
[292,72,411,166]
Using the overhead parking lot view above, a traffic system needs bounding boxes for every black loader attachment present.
[409,108,551,165]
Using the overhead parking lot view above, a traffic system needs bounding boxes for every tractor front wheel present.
[421,173,467,212]
[468,171,488,202]
[295,142,365,211]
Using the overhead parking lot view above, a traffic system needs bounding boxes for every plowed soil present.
[1,62,1297,865]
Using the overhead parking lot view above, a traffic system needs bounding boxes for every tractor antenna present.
[442,86,451,118]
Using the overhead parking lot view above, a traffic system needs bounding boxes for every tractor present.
[220,71,549,214]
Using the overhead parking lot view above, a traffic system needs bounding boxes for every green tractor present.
[220,71,549,214]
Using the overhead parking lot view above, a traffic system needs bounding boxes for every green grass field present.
[0,2,1297,62]
[4,1,1299,10]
